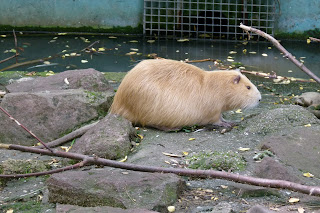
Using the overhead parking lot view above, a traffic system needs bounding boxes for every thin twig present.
[309,37,320,42]
[0,53,20,64]
[0,160,87,178]
[13,29,18,63]
[240,23,320,84]
[35,121,98,149]
[81,40,100,52]
[2,143,320,197]
[0,106,54,152]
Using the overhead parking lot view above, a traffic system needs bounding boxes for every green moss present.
[0,24,143,35]
[1,159,49,175]
[104,72,127,83]
[0,200,54,213]
[186,151,247,171]
[275,28,320,40]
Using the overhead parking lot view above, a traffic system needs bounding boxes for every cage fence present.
[143,0,276,40]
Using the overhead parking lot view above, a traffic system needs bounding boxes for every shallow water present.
[0,34,319,80]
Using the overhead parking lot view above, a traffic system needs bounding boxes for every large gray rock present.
[0,89,113,146]
[71,114,135,160]
[243,105,320,135]
[254,157,301,183]
[6,68,113,93]
[47,168,185,212]
[260,126,320,177]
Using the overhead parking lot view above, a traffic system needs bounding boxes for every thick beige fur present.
[110,59,261,130]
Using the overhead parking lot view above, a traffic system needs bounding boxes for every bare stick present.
[309,37,320,42]
[0,57,54,72]
[1,143,320,197]
[13,29,18,63]
[0,53,20,64]
[0,106,54,152]
[35,121,98,149]
[0,160,87,178]
[240,23,320,84]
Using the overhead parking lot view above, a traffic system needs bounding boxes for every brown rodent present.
[110,59,261,131]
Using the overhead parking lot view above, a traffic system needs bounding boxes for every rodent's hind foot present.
[148,124,182,132]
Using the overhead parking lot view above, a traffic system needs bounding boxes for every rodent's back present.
[110,59,261,129]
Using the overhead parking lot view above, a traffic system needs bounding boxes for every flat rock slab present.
[71,114,135,160]
[0,89,113,146]
[6,68,113,93]
[56,204,159,213]
[243,105,320,135]
[260,125,320,177]
[47,168,185,212]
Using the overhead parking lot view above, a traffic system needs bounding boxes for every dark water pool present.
[0,34,319,80]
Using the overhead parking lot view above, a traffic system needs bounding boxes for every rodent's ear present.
[233,75,241,84]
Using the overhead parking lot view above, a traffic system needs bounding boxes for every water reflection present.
[0,35,319,79]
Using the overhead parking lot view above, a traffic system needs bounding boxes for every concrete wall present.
[0,0,143,29]
[276,0,320,34]
[0,0,319,36]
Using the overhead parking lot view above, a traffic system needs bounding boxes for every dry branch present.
[1,143,320,197]
[240,23,320,84]
[309,37,320,42]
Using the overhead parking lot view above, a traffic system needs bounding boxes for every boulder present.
[47,168,185,212]
[0,68,115,146]
[71,114,135,160]
[243,105,320,135]
[254,157,301,183]
[294,92,320,107]
[6,68,113,93]
[0,89,113,146]
[260,126,320,177]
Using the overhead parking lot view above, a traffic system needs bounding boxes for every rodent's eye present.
[246,86,251,90]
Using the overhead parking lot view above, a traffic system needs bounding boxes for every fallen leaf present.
[298,207,305,213]
[238,147,250,151]
[58,33,67,35]
[43,61,51,65]
[129,40,138,43]
[307,39,311,44]
[167,206,175,212]
[109,36,117,39]
[188,138,196,141]
[262,53,268,56]
[147,40,155,43]
[137,134,144,139]
[119,156,127,162]
[6,209,13,213]
[60,146,71,152]
[249,51,257,54]
[221,185,228,189]
[242,49,247,54]
[177,38,189,42]
[81,59,88,63]
[303,172,314,178]
[182,151,189,156]
[227,59,234,62]
[130,48,139,51]
[64,78,69,85]
[162,152,183,158]
[229,51,237,54]
[235,109,242,113]
[98,47,106,51]
[125,52,137,55]
[304,124,311,127]
[1,35,7,37]
[288,197,300,203]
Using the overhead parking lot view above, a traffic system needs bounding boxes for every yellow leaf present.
[6,209,13,213]
[81,59,88,63]
[214,197,219,201]
[60,146,71,152]
[221,185,228,189]
[167,206,175,212]
[268,47,272,49]
[307,39,311,44]
[242,49,247,54]
[137,134,144,139]
[98,47,105,51]
[109,36,117,39]
[262,53,268,57]
[177,38,189,42]
[303,172,314,178]
[162,152,183,158]
[304,124,311,127]
[119,156,127,162]
[238,147,250,151]
[188,138,196,141]
[235,109,242,113]
[147,40,155,43]
[249,51,257,54]
[43,61,51,65]
[299,86,303,90]
[130,48,139,51]
[288,197,300,203]
[1,35,7,37]
[125,52,137,55]
[229,51,237,54]
[182,151,189,156]
[58,33,67,35]
[129,40,138,43]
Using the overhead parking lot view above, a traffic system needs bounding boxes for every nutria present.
[110,59,261,131]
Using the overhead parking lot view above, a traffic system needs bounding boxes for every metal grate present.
[143,0,276,40]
